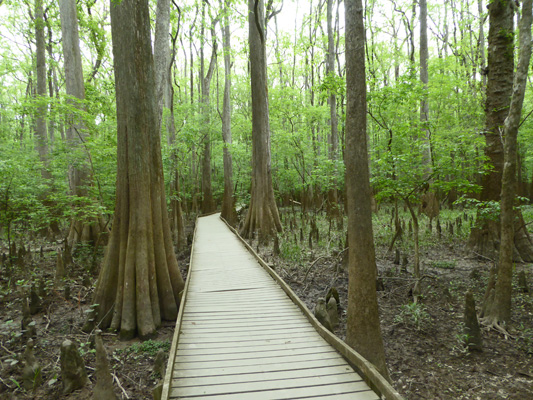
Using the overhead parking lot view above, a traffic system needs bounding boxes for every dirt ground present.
[0,208,532,400]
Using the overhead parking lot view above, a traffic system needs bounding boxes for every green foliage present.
[0,141,52,238]
[455,197,500,224]
[279,240,303,263]
[516,324,533,355]
[431,260,456,270]
[79,341,96,356]
[318,72,345,101]
[127,340,170,357]
[394,302,431,330]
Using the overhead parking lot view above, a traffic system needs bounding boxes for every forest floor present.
[0,239,192,400]
[0,205,532,399]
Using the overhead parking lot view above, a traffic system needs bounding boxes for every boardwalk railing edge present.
[161,216,199,400]
[221,216,404,400]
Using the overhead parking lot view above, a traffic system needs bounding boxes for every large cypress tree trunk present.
[92,0,184,340]
[241,0,282,242]
[483,0,532,327]
[469,0,533,262]
[344,0,389,381]
[59,0,106,246]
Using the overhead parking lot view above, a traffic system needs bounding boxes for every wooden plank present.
[173,364,357,386]
[176,340,330,356]
[174,350,340,369]
[173,356,348,378]
[183,301,297,312]
[169,381,378,400]
[177,334,321,350]
[180,315,303,325]
[179,322,309,333]
[182,305,300,314]
[179,323,312,335]
[177,331,319,345]
[180,317,306,326]
[173,371,361,397]
[186,295,290,304]
[177,337,330,351]
[178,327,318,341]
[174,343,333,363]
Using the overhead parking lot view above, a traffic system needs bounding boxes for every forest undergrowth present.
[0,204,532,399]
[0,231,192,400]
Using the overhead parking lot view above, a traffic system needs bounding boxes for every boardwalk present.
[162,213,401,400]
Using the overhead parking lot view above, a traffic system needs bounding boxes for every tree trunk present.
[326,0,339,218]
[59,0,106,246]
[484,0,532,326]
[344,0,390,381]
[35,0,50,180]
[478,0,487,88]
[92,0,184,340]
[469,0,533,262]
[154,0,170,127]
[199,3,217,214]
[154,0,186,248]
[220,0,237,226]
[241,0,282,242]
[35,0,61,236]
[419,0,432,169]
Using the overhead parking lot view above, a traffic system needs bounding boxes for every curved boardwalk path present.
[162,213,401,400]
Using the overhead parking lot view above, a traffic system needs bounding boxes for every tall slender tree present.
[59,0,106,246]
[199,2,218,214]
[34,0,50,180]
[220,0,237,226]
[326,0,339,217]
[92,0,184,340]
[345,0,389,380]
[241,0,282,241]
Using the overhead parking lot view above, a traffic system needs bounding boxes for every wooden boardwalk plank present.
[173,365,357,386]
[173,357,349,378]
[162,213,397,400]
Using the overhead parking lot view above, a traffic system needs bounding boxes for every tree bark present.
[154,0,170,128]
[484,0,532,326]
[478,0,487,88]
[326,0,339,217]
[468,0,533,262]
[35,0,61,236]
[92,0,184,340]
[220,0,237,226]
[199,3,217,214]
[419,0,431,166]
[34,0,50,180]
[154,0,186,248]
[344,0,390,381]
[59,0,106,246]
[241,0,282,242]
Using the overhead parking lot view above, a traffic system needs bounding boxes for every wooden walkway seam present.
[161,213,403,400]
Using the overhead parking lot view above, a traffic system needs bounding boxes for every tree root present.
[479,316,515,339]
